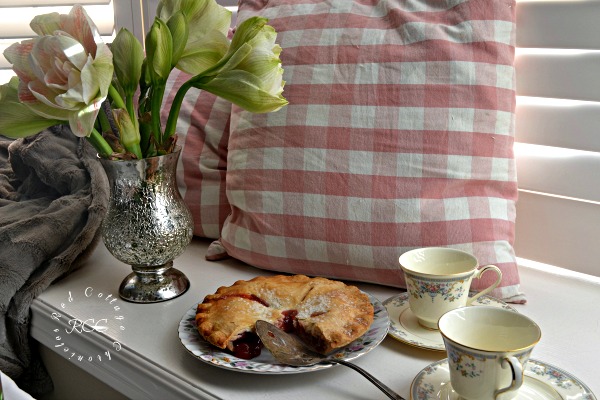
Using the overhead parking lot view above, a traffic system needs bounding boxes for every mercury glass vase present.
[99,148,193,303]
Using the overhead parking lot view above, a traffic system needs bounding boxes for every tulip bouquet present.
[0,1,287,159]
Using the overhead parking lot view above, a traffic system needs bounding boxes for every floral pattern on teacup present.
[406,274,467,303]
[447,347,483,378]
[445,342,533,381]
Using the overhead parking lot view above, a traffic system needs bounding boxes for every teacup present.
[438,306,541,400]
[398,247,502,329]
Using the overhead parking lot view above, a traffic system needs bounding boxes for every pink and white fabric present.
[216,0,523,302]
[165,0,523,302]
[162,70,231,239]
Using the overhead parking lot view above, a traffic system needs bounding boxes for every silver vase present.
[100,148,193,303]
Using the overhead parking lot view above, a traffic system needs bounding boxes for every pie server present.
[255,320,405,400]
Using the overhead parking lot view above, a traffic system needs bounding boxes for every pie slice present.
[195,275,374,359]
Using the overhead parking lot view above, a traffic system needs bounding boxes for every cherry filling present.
[280,309,298,332]
[231,332,263,360]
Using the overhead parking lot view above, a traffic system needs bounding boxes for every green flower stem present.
[108,84,142,159]
[87,127,113,158]
[125,93,141,143]
[108,84,126,110]
[126,95,136,126]
[151,82,166,148]
[139,122,153,156]
[163,75,213,143]
[162,80,193,144]
[126,141,143,160]
[97,107,112,133]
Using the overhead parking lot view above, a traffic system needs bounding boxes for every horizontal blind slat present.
[516,0,600,50]
[142,0,240,11]
[216,0,240,6]
[514,191,600,277]
[0,0,110,5]
[515,143,600,202]
[514,1,600,272]
[0,4,114,38]
[516,97,600,153]
[515,50,600,102]
[0,2,115,73]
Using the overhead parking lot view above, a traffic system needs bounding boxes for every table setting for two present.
[177,247,596,400]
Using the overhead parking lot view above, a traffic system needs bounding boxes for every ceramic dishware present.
[410,358,596,400]
[438,306,542,400]
[178,293,390,374]
[383,292,516,351]
[399,247,502,329]
[255,321,405,400]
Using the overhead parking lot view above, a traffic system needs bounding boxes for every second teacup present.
[398,247,502,329]
[439,306,542,400]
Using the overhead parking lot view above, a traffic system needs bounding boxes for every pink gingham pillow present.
[162,70,231,239]
[225,0,523,302]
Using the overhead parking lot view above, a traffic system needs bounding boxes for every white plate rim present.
[178,292,390,374]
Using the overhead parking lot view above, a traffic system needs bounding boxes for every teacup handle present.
[495,356,524,399]
[466,265,503,305]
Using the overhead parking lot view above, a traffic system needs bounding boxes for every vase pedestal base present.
[118,262,190,303]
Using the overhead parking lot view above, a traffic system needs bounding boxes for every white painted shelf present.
[31,239,600,399]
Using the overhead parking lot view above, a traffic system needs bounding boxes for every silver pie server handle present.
[328,359,406,400]
[255,320,405,400]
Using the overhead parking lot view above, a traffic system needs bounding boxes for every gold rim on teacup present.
[438,306,542,353]
[400,247,480,277]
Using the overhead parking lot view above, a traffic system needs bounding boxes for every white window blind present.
[0,0,145,84]
[0,0,237,84]
[514,0,600,277]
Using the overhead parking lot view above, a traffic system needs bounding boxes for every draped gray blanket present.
[0,126,109,396]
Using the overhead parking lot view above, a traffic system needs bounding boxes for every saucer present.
[383,292,516,351]
[410,358,596,400]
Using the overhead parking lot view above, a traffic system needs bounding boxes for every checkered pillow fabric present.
[224,0,522,301]
[162,70,232,239]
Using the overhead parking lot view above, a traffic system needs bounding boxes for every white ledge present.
[30,239,600,399]
[31,299,220,400]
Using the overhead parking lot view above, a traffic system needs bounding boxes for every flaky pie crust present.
[195,275,374,354]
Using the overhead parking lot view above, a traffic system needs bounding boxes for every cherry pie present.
[195,275,374,359]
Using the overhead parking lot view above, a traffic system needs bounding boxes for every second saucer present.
[383,292,517,351]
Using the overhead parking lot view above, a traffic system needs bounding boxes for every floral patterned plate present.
[383,292,516,351]
[410,358,596,400]
[178,293,389,374]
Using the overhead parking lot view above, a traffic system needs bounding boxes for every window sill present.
[30,239,600,399]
